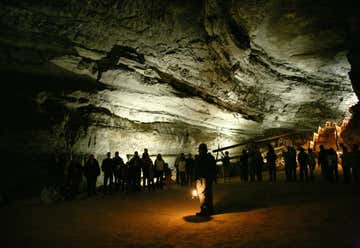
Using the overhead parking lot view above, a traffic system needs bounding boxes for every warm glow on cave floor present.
[2,173,360,248]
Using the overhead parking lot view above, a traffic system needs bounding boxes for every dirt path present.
[2,180,360,248]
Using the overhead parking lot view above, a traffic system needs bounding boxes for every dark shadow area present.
[183,215,212,223]
[212,179,360,215]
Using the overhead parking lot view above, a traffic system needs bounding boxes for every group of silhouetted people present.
[231,143,360,184]
[63,149,201,199]
[56,141,360,201]
[64,149,172,198]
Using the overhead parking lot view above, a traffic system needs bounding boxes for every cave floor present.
[2,174,360,248]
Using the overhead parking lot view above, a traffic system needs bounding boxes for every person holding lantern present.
[194,143,217,217]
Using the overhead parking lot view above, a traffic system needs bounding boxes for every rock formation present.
[0,0,359,194]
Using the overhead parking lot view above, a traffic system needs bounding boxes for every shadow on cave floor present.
[211,173,360,216]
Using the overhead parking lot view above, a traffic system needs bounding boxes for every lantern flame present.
[191,189,198,199]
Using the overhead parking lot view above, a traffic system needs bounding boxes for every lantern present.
[191,189,198,199]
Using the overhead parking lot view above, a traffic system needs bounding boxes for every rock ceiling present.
[0,0,359,156]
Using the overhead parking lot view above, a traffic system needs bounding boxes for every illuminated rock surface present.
[0,1,359,194]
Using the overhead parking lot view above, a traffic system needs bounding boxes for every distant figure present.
[185,153,194,185]
[113,151,124,191]
[102,152,114,195]
[174,155,180,185]
[266,144,277,182]
[144,152,155,191]
[154,154,165,189]
[67,157,83,199]
[340,144,351,184]
[239,150,249,182]
[298,147,308,182]
[288,147,297,181]
[84,154,100,197]
[283,147,291,182]
[254,146,264,181]
[318,145,328,181]
[194,143,217,217]
[128,151,143,191]
[248,149,256,182]
[164,163,173,189]
[327,148,338,183]
[307,148,316,182]
[222,151,231,183]
[142,148,153,189]
[178,153,187,186]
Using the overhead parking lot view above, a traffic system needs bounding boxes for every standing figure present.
[266,144,277,182]
[113,151,124,191]
[298,147,308,182]
[254,146,264,181]
[289,147,297,181]
[142,149,152,189]
[164,163,173,188]
[340,144,351,184]
[101,152,114,195]
[128,151,143,191]
[327,148,338,183]
[222,151,231,183]
[178,153,187,186]
[84,154,100,197]
[318,145,329,181]
[247,149,256,182]
[185,153,194,185]
[239,150,249,182]
[307,148,316,182]
[154,154,165,189]
[174,155,180,185]
[283,147,291,182]
[194,143,217,217]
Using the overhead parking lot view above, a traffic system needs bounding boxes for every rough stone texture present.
[0,0,359,194]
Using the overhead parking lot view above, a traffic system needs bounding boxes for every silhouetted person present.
[254,146,264,181]
[266,144,277,182]
[307,148,316,182]
[283,147,291,182]
[194,143,217,216]
[67,157,83,199]
[174,155,180,185]
[154,154,165,189]
[288,147,297,181]
[318,145,328,181]
[123,161,130,191]
[328,148,338,183]
[178,153,187,186]
[248,149,256,182]
[147,156,155,191]
[239,150,249,182]
[84,154,100,197]
[113,151,124,191]
[351,144,360,183]
[102,152,114,194]
[340,144,351,184]
[128,151,143,191]
[298,147,308,182]
[222,151,231,183]
[164,163,172,188]
[142,149,152,189]
[186,153,194,185]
